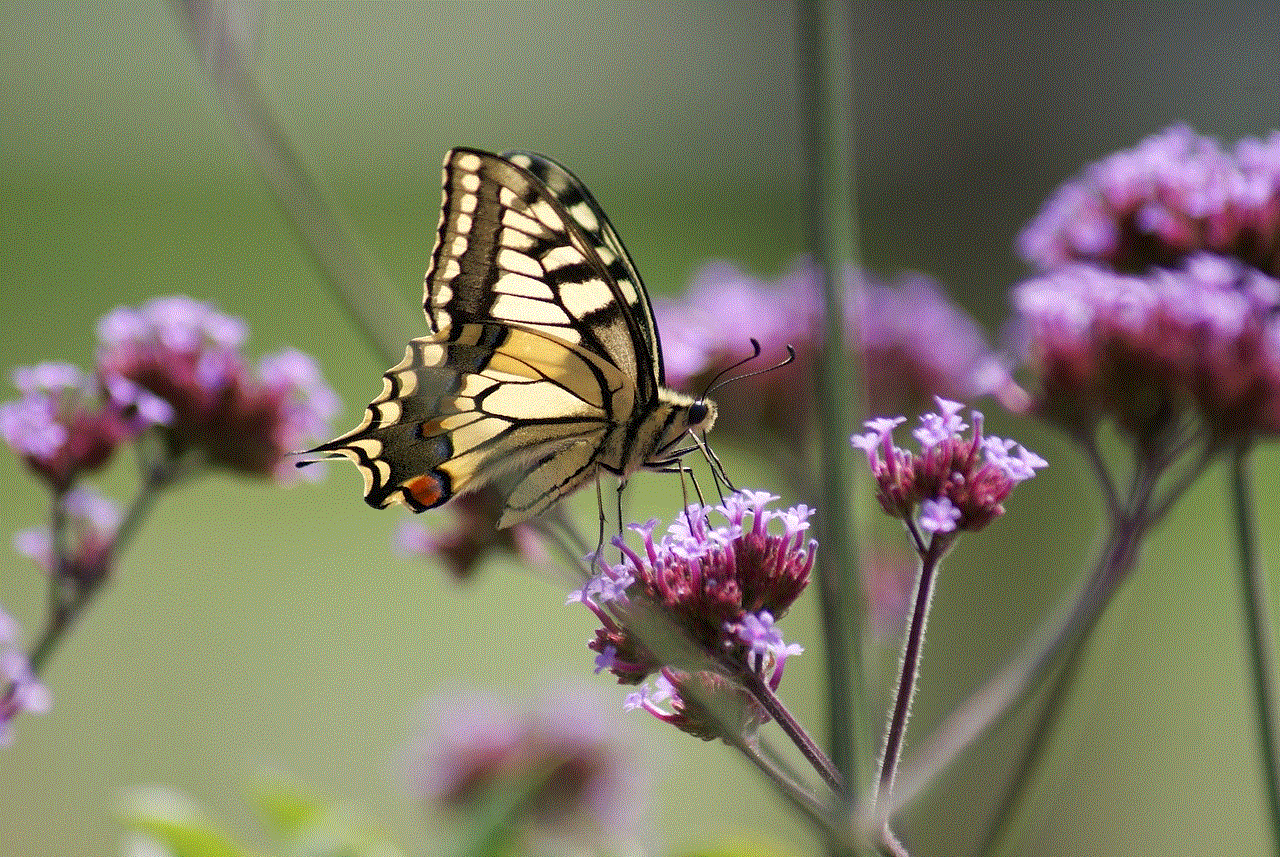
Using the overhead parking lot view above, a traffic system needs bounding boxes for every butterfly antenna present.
[698,338,762,402]
[706,342,797,398]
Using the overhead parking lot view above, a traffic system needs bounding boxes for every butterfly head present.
[646,390,717,468]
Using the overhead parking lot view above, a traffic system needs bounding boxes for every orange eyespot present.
[404,473,447,509]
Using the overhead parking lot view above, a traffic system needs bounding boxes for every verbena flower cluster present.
[1,362,172,493]
[569,491,813,740]
[395,486,545,580]
[2,297,338,491]
[655,263,1006,431]
[96,296,339,482]
[0,610,50,747]
[1011,126,1280,445]
[13,487,120,588]
[1013,254,1280,442]
[854,398,1046,538]
[400,685,644,846]
[1019,124,1280,277]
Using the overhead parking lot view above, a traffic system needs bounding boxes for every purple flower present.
[1,609,51,747]
[857,397,1045,536]
[95,296,337,481]
[1010,254,1280,442]
[655,262,1005,443]
[918,497,962,534]
[14,486,121,586]
[0,363,157,492]
[570,491,813,739]
[399,684,646,846]
[395,486,545,581]
[622,667,777,742]
[1019,125,1280,277]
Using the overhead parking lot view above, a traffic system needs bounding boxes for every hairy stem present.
[740,664,845,796]
[872,535,949,848]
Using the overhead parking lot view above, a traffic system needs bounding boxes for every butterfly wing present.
[502,150,667,392]
[312,147,680,526]
[425,148,664,405]
[313,319,637,524]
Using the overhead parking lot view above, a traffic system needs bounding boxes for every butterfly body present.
[312,148,716,527]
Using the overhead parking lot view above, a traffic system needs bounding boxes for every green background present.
[3,3,1279,855]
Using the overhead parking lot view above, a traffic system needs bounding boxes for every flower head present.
[655,262,1004,441]
[400,684,645,846]
[1,609,51,747]
[14,486,121,586]
[0,363,169,492]
[570,491,813,739]
[857,398,1045,538]
[95,297,337,481]
[624,668,777,743]
[395,486,545,581]
[1019,125,1280,277]
[1011,254,1280,443]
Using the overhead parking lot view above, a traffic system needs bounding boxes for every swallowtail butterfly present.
[311,148,718,527]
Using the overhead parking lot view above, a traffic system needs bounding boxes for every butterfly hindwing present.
[320,320,635,521]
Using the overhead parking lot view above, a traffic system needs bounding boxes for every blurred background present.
[2,2,1279,855]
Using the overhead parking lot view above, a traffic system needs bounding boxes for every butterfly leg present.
[593,472,608,568]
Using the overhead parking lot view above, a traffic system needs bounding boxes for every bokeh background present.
[3,2,1279,855]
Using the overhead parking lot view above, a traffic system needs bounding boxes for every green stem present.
[972,601,1094,856]
[1229,446,1280,851]
[25,458,182,678]
[797,0,863,805]
[722,727,853,849]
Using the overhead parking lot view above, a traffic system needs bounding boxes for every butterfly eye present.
[687,401,709,426]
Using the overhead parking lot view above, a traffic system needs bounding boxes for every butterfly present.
[310,148,719,528]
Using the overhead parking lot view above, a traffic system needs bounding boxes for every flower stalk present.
[1229,446,1280,848]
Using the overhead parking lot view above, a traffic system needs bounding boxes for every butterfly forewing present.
[504,151,666,393]
[424,149,657,398]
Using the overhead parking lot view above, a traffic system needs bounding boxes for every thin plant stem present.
[740,663,845,796]
[797,0,863,804]
[1229,445,1280,851]
[872,535,949,842]
[880,498,1146,817]
[173,1,418,369]
[879,436,1213,819]
[971,601,1096,857]
[722,727,854,850]
[24,457,180,678]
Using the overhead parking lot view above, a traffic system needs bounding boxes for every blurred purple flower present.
[1,609,51,747]
[0,363,168,492]
[1010,254,1280,443]
[655,262,1005,439]
[395,486,545,581]
[399,684,646,847]
[96,296,337,481]
[1019,125,1280,277]
[14,486,121,587]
